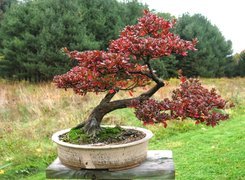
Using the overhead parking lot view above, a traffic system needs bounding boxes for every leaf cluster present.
[133,76,232,127]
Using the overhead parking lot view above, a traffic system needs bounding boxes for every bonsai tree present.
[53,10,229,136]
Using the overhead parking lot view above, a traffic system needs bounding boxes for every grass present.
[148,106,245,179]
[0,78,244,179]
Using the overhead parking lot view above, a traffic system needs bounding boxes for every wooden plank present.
[46,150,175,179]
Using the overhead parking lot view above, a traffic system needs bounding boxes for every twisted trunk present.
[74,82,164,136]
[74,57,165,136]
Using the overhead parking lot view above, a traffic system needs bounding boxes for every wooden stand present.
[46,150,175,179]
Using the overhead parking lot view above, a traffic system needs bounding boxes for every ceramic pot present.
[52,126,153,171]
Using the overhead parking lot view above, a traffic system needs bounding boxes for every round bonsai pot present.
[52,126,153,171]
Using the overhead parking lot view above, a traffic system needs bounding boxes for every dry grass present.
[0,78,244,134]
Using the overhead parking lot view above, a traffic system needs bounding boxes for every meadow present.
[0,78,244,179]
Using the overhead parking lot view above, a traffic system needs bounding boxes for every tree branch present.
[104,82,164,113]
[128,71,152,79]
[145,57,163,85]
[99,89,118,104]
[119,82,138,91]
[139,83,164,98]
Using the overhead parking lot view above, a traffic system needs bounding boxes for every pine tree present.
[0,0,146,81]
[0,0,99,81]
[174,14,233,77]
[237,50,245,76]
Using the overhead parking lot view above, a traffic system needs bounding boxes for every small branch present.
[145,60,163,84]
[128,71,152,79]
[139,83,164,98]
[128,57,163,85]
[119,82,138,91]
[99,89,118,104]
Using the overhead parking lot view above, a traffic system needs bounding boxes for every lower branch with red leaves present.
[133,77,233,127]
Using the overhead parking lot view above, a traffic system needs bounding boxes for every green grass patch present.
[148,105,245,179]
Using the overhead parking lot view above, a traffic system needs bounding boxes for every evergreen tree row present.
[0,0,146,81]
[0,0,244,82]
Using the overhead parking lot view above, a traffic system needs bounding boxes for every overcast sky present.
[138,0,245,54]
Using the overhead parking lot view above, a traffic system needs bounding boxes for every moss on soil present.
[59,125,145,145]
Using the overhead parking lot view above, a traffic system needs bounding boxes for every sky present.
[138,0,245,54]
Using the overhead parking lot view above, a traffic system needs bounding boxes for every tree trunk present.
[75,104,109,137]
[74,82,165,136]
[73,90,119,136]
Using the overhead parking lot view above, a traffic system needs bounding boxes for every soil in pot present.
[59,125,146,145]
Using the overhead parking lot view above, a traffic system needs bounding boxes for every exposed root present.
[83,126,101,138]
[73,117,102,137]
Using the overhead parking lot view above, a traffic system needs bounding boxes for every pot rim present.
[52,125,153,149]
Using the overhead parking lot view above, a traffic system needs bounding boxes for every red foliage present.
[109,10,197,58]
[53,10,197,95]
[132,98,171,128]
[53,51,149,95]
[133,77,230,127]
